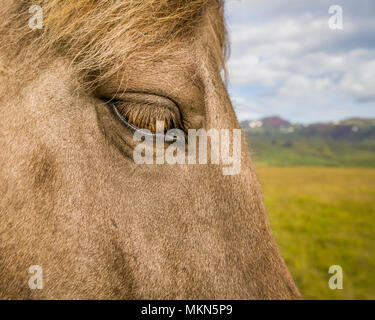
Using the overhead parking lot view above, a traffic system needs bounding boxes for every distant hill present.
[340,118,375,127]
[241,116,291,129]
[241,116,375,141]
[241,116,375,167]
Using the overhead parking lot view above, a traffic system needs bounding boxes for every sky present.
[225,0,375,123]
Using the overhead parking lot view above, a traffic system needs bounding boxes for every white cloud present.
[226,0,375,122]
[339,60,375,102]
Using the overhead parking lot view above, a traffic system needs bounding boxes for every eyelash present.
[110,101,154,136]
[108,99,182,136]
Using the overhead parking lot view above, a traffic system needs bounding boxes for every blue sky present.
[225,0,375,123]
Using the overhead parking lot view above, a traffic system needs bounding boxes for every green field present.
[247,136,375,167]
[256,167,375,300]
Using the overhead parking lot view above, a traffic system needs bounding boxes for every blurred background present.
[225,0,375,299]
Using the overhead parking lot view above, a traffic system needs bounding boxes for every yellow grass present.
[256,167,375,300]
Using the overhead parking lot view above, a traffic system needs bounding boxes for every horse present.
[0,0,301,299]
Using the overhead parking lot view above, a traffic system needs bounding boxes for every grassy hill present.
[242,117,375,167]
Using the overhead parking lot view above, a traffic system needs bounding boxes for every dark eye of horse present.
[105,93,183,136]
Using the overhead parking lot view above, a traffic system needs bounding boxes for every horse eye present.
[107,94,182,135]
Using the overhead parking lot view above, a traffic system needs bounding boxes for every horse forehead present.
[2,1,227,87]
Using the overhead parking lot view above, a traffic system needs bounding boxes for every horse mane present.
[1,0,227,87]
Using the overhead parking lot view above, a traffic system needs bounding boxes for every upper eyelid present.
[108,100,182,140]
[107,91,183,128]
[109,102,158,137]
[106,92,180,112]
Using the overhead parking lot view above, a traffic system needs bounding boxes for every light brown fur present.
[0,0,301,299]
